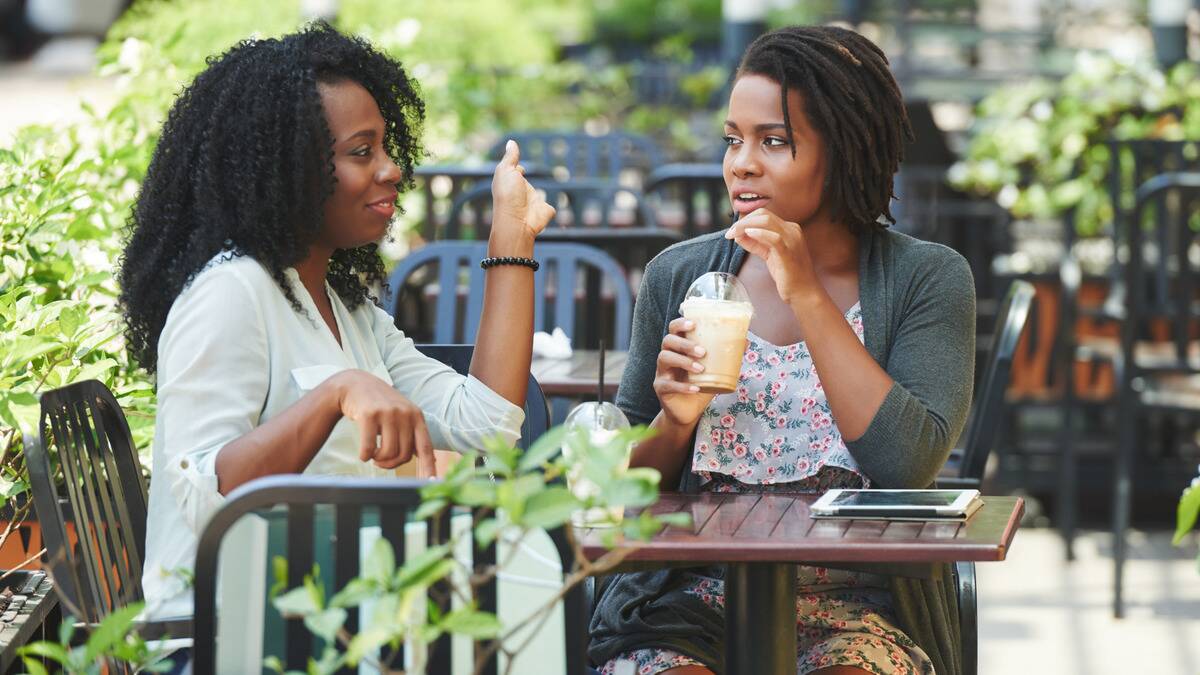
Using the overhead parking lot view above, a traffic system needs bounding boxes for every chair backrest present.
[191,476,588,675]
[386,241,635,350]
[23,380,149,624]
[487,130,664,184]
[958,280,1036,481]
[414,343,550,451]
[1121,172,1200,375]
[643,162,728,238]
[444,179,657,240]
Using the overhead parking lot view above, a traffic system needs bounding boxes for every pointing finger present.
[501,139,520,168]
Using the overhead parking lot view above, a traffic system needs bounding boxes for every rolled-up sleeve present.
[155,267,269,532]
[371,306,525,449]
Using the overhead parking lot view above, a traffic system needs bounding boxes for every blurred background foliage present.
[950,53,1200,237]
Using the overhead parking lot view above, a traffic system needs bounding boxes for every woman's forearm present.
[469,223,535,407]
[630,412,698,489]
[214,375,346,495]
[789,289,893,441]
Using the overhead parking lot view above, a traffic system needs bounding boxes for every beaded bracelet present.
[479,256,540,271]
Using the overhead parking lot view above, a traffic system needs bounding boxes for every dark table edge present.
[0,579,58,673]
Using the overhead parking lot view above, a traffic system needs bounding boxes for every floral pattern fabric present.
[692,302,869,487]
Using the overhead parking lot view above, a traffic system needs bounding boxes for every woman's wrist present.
[488,217,536,258]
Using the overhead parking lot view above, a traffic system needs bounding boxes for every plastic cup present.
[679,272,754,393]
[562,401,631,528]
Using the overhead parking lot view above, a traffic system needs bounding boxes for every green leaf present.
[440,608,501,639]
[1174,484,1200,546]
[16,641,69,663]
[600,472,659,509]
[83,602,144,663]
[413,497,448,521]
[474,517,501,548]
[264,655,286,673]
[273,586,319,617]
[270,556,288,598]
[344,626,395,666]
[520,486,581,529]
[517,426,567,471]
[456,478,498,507]
[364,538,396,585]
[655,512,693,529]
[19,658,50,675]
[497,474,543,519]
[303,607,347,643]
[329,578,378,609]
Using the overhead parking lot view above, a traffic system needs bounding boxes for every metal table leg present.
[725,562,796,674]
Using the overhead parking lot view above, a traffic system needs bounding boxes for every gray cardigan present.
[593,226,975,675]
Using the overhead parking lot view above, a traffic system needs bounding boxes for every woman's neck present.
[801,219,858,276]
[293,250,331,300]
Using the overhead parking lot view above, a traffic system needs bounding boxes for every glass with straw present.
[562,339,633,527]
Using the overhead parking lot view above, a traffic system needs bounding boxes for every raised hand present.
[725,208,819,304]
[491,140,556,243]
[654,317,718,428]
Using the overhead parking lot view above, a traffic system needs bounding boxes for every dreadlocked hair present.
[119,22,424,373]
[737,25,913,232]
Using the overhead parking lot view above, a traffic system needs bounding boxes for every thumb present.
[501,139,520,168]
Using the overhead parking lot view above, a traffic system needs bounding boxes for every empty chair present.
[385,241,634,351]
[937,279,1035,675]
[487,130,664,185]
[1108,172,1200,618]
[443,179,678,277]
[644,162,729,238]
[23,380,191,673]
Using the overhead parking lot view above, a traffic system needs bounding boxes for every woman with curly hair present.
[118,23,554,634]
[589,26,974,675]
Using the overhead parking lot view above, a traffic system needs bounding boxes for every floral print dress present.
[601,303,935,675]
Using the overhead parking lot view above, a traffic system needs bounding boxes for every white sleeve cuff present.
[167,448,227,534]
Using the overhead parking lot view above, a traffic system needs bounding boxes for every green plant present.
[268,425,688,675]
[949,52,1200,236]
[1176,465,1200,573]
[17,603,177,675]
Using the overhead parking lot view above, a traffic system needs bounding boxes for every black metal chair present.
[442,179,680,277]
[1107,172,1200,618]
[386,241,635,351]
[936,279,1035,675]
[643,162,729,238]
[486,130,664,186]
[22,380,191,671]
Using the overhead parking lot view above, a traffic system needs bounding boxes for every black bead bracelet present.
[480,256,540,271]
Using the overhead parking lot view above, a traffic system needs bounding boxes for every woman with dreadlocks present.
[590,26,974,675]
[119,23,554,635]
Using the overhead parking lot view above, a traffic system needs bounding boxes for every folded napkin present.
[532,327,572,359]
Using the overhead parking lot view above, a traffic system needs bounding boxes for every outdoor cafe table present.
[578,492,1024,674]
[530,349,627,398]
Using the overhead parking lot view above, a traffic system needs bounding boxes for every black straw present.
[598,338,606,404]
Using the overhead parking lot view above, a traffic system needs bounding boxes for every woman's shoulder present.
[643,231,734,282]
[177,251,276,305]
[872,228,973,285]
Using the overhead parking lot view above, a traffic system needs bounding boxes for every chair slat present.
[286,503,315,670]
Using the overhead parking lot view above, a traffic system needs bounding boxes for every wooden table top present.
[531,350,627,397]
[580,492,1024,564]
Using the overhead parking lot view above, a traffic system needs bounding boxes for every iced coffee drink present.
[679,273,754,394]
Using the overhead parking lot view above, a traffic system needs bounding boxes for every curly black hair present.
[118,22,424,373]
[738,25,913,232]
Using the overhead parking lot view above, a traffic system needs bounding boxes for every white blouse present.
[142,253,524,618]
